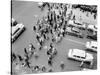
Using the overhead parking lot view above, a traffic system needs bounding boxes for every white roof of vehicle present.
[72,49,86,57]
[12,25,19,35]
[72,27,79,32]
[88,24,97,31]
[66,27,72,32]
[91,41,97,47]
[12,23,24,35]
[68,20,74,25]
[74,20,83,25]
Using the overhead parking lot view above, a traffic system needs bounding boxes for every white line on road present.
[64,38,86,45]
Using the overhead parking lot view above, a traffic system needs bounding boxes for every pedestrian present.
[89,60,93,69]
[17,55,23,62]
[41,66,46,72]
[33,25,36,32]
[50,43,53,49]
[48,59,53,66]
[34,52,39,59]
[29,43,35,51]
[60,61,65,70]
[48,69,53,72]
[34,65,40,72]
[79,61,84,67]
[24,48,28,55]
[25,61,31,68]
[11,52,17,62]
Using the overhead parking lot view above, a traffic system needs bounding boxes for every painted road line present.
[65,38,86,45]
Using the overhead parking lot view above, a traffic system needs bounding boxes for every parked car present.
[67,49,93,63]
[74,23,86,30]
[86,30,97,40]
[66,26,72,34]
[86,41,97,52]
[87,24,97,33]
[66,27,83,38]
[67,20,75,27]
[71,27,83,38]
[11,23,25,43]
[68,20,86,30]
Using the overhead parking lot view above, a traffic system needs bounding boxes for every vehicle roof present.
[72,27,79,31]
[88,25,97,31]
[74,20,83,25]
[12,26,19,35]
[91,41,97,47]
[72,49,86,57]
[66,27,72,32]
[68,20,74,25]
[12,24,23,35]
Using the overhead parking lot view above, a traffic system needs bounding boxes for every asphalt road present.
[11,1,97,74]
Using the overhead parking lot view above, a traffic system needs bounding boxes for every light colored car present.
[74,23,86,30]
[68,49,93,63]
[87,24,97,33]
[66,27,83,38]
[86,31,97,40]
[71,27,83,38]
[68,20,86,30]
[86,41,97,52]
[68,20,75,27]
[86,25,97,40]
[11,23,25,42]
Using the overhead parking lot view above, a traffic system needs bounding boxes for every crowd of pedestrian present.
[12,2,97,74]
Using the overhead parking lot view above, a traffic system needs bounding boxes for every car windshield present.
[12,28,20,35]
[72,27,79,33]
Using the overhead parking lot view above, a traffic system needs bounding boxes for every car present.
[68,20,86,30]
[86,30,97,40]
[71,27,83,38]
[74,23,86,30]
[66,27,83,38]
[86,41,97,52]
[11,18,17,26]
[67,20,75,27]
[74,20,83,25]
[87,24,97,33]
[68,49,93,63]
[66,26,72,34]
[11,23,25,43]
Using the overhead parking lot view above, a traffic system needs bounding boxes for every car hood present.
[86,53,93,61]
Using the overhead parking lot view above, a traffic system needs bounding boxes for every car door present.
[73,55,81,61]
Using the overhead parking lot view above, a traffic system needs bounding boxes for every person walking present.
[79,61,84,67]
[17,55,23,62]
[60,61,65,70]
